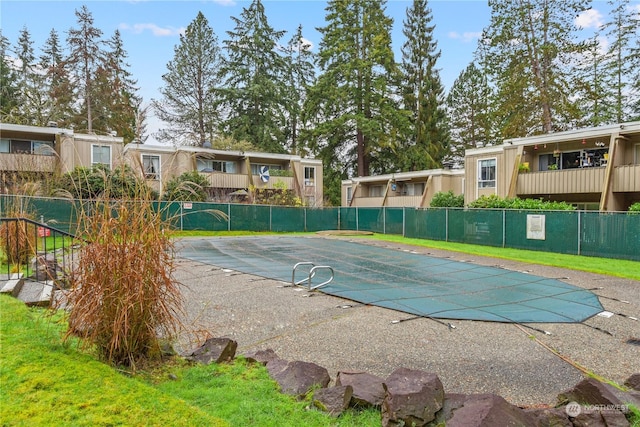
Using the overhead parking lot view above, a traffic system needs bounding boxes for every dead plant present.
[0,198,37,265]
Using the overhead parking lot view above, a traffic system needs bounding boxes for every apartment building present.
[341,168,465,208]
[0,123,323,205]
[465,121,640,211]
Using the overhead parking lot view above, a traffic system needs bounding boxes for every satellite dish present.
[259,166,270,183]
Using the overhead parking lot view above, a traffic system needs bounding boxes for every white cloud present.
[575,8,604,29]
[211,0,236,6]
[448,31,481,43]
[119,23,185,37]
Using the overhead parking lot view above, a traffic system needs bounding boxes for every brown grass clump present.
[0,198,37,265]
[63,172,185,369]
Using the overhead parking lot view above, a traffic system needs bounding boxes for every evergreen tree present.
[481,0,588,137]
[153,12,223,146]
[95,30,140,142]
[282,25,315,155]
[0,31,18,120]
[218,0,289,153]
[446,63,495,166]
[14,26,50,126]
[40,28,74,127]
[66,4,105,133]
[601,0,639,122]
[398,0,450,171]
[306,0,403,180]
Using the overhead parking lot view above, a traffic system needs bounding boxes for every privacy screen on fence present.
[177,236,604,324]
[1,196,638,261]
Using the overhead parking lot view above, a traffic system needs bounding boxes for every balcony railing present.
[516,167,606,195]
[0,153,57,173]
[612,164,640,192]
[201,172,249,189]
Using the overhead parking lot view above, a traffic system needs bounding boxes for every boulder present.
[524,407,572,427]
[335,371,386,407]
[558,377,640,408]
[441,394,537,427]
[381,367,444,427]
[186,337,237,365]
[266,360,330,398]
[313,385,353,417]
[571,410,630,427]
[242,348,279,365]
[624,373,640,391]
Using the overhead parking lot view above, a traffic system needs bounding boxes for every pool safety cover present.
[178,236,603,324]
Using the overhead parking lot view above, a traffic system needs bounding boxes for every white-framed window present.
[142,154,160,180]
[197,159,236,173]
[91,144,111,168]
[346,186,353,204]
[478,158,496,188]
[369,185,384,197]
[304,167,315,186]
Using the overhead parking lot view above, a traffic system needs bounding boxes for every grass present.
[0,295,380,426]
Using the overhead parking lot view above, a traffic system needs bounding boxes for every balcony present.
[201,172,249,189]
[251,175,296,190]
[385,195,422,207]
[516,167,606,195]
[612,164,640,192]
[0,153,57,173]
[349,196,385,207]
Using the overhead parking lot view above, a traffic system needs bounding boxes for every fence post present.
[227,204,231,231]
[304,207,307,232]
[180,202,183,231]
[338,207,341,230]
[502,210,506,248]
[383,207,386,234]
[445,208,449,242]
[577,210,581,255]
[269,205,272,232]
[356,207,359,231]
[402,207,406,237]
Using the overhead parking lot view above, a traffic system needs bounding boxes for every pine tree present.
[40,28,74,127]
[66,5,105,133]
[446,63,495,167]
[481,0,588,137]
[218,0,289,153]
[306,0,402,180]
[13,26,49,126]
[282,25,315,155]
[398,0,450,171]
[601,0,639,122]
[0,31,18,120]
[153,12,223,146]
[95,30,140,142]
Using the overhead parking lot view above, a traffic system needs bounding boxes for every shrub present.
[469,195,575,210]
[430,191,464,208]
[162,171,208,202]
[0,198,37,265]
[63,183,185,369]
[56,164,147,199]
[629,202,640,212]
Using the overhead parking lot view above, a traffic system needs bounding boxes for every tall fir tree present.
[14,26,51,126]
[398,0,450,171]
[66,4,105,133]
[218,0,289,153]
[446,63,495,167]
[282,25,315,155]
[95,30,140,142]
[601,0,639,123]
[306,0,403,182]
[153,12,223,146]
[40,28,74,127]
[481,0,588,137]
[0,31,18,120]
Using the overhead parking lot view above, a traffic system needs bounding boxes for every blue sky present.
[0,0,624,144]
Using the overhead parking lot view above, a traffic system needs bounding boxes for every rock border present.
[186,337,640,426]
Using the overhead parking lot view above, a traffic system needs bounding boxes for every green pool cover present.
[178,236,603,324]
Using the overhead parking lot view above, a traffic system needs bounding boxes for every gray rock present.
[242,348,279,365]
[313,385,353,417]
[624,373,640,392]
[336,371,386,407]
[266,359,330,398]
[443,394,537,427]
[381,367,444,427]
[186,337,237,365]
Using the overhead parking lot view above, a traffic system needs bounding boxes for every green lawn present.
[0,295,380,427]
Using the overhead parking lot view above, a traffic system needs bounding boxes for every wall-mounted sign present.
[526,214,546,240]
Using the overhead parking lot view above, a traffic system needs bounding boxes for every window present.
[478,158,496,188]
[92,145,111,168]
[0,139,8,153]
[304,167,315,186]
[142,154,160,180]
[635,144,640,164]
[369,185,384,197]
[346,186,353,204]
[0,139,54,155]
[404,182,424,196]
[197,159,236,173]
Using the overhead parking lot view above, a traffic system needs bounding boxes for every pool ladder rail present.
[291,262,334,291]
